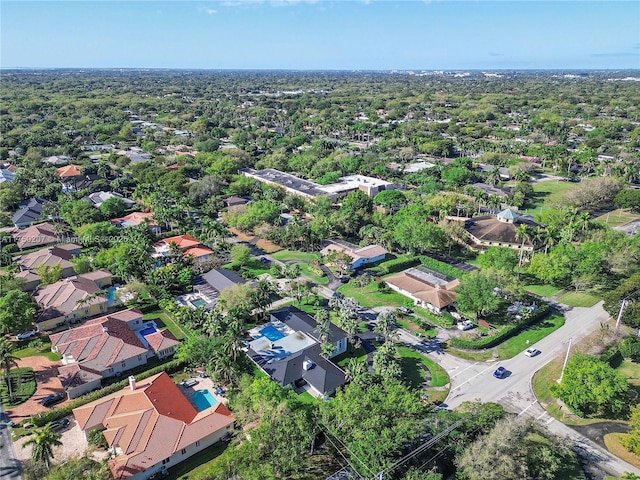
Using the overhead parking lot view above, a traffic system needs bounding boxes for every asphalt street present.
[0,402,23,480]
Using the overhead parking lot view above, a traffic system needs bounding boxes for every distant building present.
[385,265,459,314]
[153,234,213,261]
[464,208,538,251]
[83,191,136,208]
[34,270,113,331]
[471,182,510,198]
[0,169,15,183]
[246,306,347,397]
[320,240,388,269]
[13,243,81,291]
[13,222,59,249]
[12,198,47,228]
[110,211,161,234]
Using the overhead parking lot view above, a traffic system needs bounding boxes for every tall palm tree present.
[344,358,368,381]
[23,424,62,470]
[515,224,531,268]
[0,337,18,403]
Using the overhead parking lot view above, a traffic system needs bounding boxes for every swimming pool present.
[191,389,219,411]
[260,325,286,342]
[190,298,207,308]
[139,321,158,337]
[106,287,117,301]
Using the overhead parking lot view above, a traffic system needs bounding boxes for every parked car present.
[457,320,474,331]
[16,330,36,340]
[398,306,413,314]
[49,418,70,431]
[524,347,540,357]
[40,392,65,407]
[259,256,271,265]
[493,366,507,379]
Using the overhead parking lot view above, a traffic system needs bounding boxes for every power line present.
[318,422,371,480]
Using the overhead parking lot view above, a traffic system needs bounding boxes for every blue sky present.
[1,1,639,69]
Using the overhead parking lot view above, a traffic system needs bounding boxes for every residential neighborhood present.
[1,57,640,480]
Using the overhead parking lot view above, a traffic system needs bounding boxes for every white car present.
[16,330,36,340]
[524,347,540,357]
[457,320,474,331]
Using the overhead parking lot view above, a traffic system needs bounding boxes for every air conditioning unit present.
[303,360,314,371]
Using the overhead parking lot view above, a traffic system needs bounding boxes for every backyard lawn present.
[526,180,580,218]
[397,346,449,404]
[396,316,436,339]
[166,443,228,480]
[337,278,411,308]
[556,291,601,308]
[615,360,640,387]
[524,284,561,298]
[223,258,271,278]
[143,309,189,340]
[496,314,565,359]
[271,250,320,263]
[14,340,60,362]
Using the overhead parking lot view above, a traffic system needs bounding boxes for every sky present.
[1,1,639,70]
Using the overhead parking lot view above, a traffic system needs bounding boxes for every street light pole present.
[558,337,573,384]
[615,298,627,331]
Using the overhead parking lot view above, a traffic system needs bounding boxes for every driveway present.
[5,356,66,423]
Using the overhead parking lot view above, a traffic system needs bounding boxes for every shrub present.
[619,336,640,362]
[379,257,420,275]
[419,255,465,279]
[87,428,108,448]
[449,303,550,350]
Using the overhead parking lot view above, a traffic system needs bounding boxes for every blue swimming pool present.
[190,298,207,308]
[106,287,117,301]
[191,389,219,411]
[260,325,285,342]
[139,321,158,337]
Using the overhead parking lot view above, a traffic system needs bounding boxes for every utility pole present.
[558,337,572,384]
[615,298,627,331]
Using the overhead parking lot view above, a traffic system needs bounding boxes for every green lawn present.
[594,208,640,229]
[334,346,368,367]
[616,360,640,387]
[271,250,320,263]
[298,262,328,285]
[412,308,456,328]
[14,341,60,362]
[556,291,601,308]
[445,347,495,362]
[223,259,271,278]
[143,309,189,340]
[397,346,449,387]
[526,180,580,218]
[396,316,436,339]
[496,314,565,359]
[524,284,562,298]
[165,443,228,480]
[0,367,36,406]
[337,278,412,308]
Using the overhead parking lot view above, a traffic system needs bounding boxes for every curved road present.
[400,301,640,478]
[0,402,23,480]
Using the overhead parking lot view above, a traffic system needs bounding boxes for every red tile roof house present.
[33,270,113,331]
[51,308,179,399]
[152,234,214,262]
[110,211,161,235]
[73,372,234,480]
[13,243,82,291]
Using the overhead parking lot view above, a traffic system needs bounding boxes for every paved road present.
[406,301,640,478]
[0,402,23,480]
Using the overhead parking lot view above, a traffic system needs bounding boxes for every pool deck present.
[178,376,227,406]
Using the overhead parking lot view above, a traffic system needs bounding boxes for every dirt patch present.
[571,422,631,449]
[5,356,66,422]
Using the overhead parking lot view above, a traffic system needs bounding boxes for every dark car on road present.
[50,418,70,431]
[493,366,507,379]
[40,392,65,407]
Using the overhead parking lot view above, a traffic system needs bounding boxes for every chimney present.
[129,375,136,391]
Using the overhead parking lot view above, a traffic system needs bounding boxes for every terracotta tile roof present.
[110,211,158,227]
[320,240,387,262]
[13,222,58,249]
[183,245,213,258]
[34,272,110,321]
[144,330,180,353]
[73,372,234,480]
[154,234,201,250]
[385,270,459,309]
[50,309,146,375]
[55,164,82,177]
[13,245,75,270]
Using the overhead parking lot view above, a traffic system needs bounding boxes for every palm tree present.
[0,337,18,403]
[374,311,398,342]
[23,424,62,470]
[344,358,368,381]
[515,224,531,268]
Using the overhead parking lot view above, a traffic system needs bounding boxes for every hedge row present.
[379,257,421,275]
[31,359,186,426]
[449,303,551,350]
[419,256,465,279]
